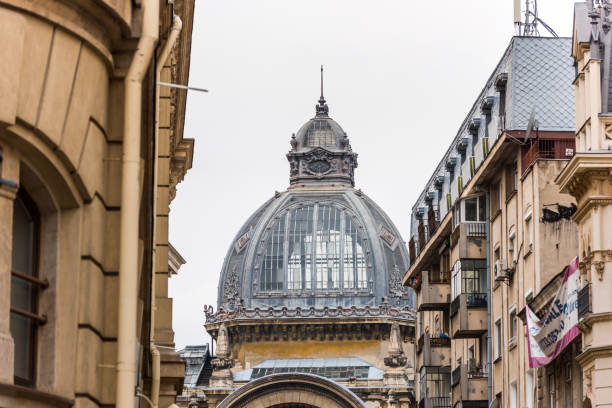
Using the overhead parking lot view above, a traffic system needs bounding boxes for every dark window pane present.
[10,312,33,381]
[465,198,477,221]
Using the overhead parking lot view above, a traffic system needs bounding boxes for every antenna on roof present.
[514,0,559,37]
[523,105,538,144]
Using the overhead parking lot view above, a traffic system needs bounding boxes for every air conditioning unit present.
[494,259,508,278]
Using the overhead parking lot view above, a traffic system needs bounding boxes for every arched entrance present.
[217,373,367,408]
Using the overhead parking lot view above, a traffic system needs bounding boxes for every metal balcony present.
[450,293,488,338]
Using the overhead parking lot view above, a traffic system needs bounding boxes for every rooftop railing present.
[521,138,575,176]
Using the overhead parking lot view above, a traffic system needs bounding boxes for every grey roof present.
[232,357,384,381]
[408,36,575,247]
[509,37,575,131]
[216,188,414,311]
[179,345,211,388]
[572,2,591,48]
[294,115,348,153]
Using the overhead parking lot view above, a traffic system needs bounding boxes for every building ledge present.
[0,382,74,408]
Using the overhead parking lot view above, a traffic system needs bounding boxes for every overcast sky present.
[169,0,577,349]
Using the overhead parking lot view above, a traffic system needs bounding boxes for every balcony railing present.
[420,397,451,408]
[465,221,486,237]
[466,293,488,308]
[521,138,575,175]
[578,284,591,321]
[429,270,451,284]
[430,336,451,348]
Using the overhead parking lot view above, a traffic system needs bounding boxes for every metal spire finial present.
[320,65,324,100]
[316,65,329,116]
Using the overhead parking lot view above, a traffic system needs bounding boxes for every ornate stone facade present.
[0,0,195,406]
[182,90,416,407]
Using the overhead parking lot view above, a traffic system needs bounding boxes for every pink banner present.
[526,257,580,368]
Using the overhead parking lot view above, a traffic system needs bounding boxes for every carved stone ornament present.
[216,324,230,358]
[389,264,409,300]
[303,148,334,177]
[594,261,605,281]
[222,265,241,309]
[384,322,407,367]
[380,226,398,250]
[234,228,252,254]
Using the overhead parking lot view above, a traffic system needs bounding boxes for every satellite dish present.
[523,105,538,144]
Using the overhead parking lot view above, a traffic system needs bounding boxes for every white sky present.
[169,0,577,349]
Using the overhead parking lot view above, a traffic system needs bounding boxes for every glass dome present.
[259,203,369,293]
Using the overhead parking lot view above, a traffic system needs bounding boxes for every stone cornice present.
[205,303,416,326]
[573,197,612,221]
[576,343,612,367]
[556,153,612,196]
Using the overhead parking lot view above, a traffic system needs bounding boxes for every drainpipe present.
[486,191,492,406]
[116,0,159,407]
[149,14,183,408]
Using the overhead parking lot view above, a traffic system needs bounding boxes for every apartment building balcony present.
[521,137,575,176]
[451,364,488,408]
[419,366,451,408]
[417,270,451,311]
[417,332,451,368]
[451,221,487,260]
[449,293,488,338]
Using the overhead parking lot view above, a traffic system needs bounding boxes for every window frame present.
[494,319,502,361]
[10,188,43,387]
[509,305,517,345]
[259,203,371,293]
[525,211,533,252]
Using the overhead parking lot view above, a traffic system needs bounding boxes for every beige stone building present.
[556,2,612,407]
[0,0,194,407]
[404,36,583,408]
[181,89,417,408]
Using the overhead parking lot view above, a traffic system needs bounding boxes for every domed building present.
[199,83,416,408]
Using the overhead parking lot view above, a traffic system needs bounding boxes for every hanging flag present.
[526,257,581,368]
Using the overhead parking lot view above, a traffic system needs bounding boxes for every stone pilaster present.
[558,158,612,406]
[0,145,19,383]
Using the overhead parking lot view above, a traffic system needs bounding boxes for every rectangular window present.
[11,191,42,386]
[420,367,451,399]
[506,160,518,198]
[510,381,518,408]
[463,195,486,222]
[494,319,502,360]
[509,231,516,264]
[549,373,556,408]
[526,369,534,408]
[525,212,533,252]
[490,183,500,215]
[509,306,517,342]
[494,247,501,278]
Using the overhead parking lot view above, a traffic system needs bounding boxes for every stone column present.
[0,145,19,383]
[559,168,612,407]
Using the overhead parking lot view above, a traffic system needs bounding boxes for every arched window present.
[10,189,43,386]
[260,204,370,292]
